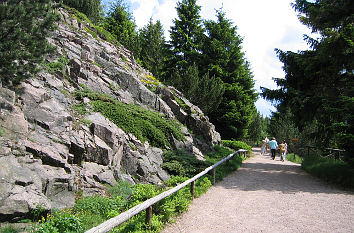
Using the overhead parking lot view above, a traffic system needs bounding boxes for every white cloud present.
[126,0,313,116]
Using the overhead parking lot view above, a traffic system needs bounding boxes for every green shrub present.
[71,103,89,115]
[0,127,5,137]
[302,156,354,189]
[74,87,185,148]
[73,196,123,218]
[286,153,303,164]
[162,149,212,178]
[221,140,252,153]
[34,209,82,233]
[43,55,69,76]
[0,226,20,233]
[107,180,134,199]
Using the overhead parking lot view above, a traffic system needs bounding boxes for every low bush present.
[74,87,185,148]
[162,149,212,177]
[34,209,82,233]
[302,156,354,189]
[221,140,252,153]
[32,147,247,232]
[286,153,303,164]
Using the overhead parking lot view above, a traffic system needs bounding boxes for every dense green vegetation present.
[302,155,354,189]
[0,0,59,85]
[286,153,303,164]
[221,140,252,153]
[74,87,185,148]
[284,153,354,190]
[62,0,102,23]
[25,145,248,233]
[262,0,354,166]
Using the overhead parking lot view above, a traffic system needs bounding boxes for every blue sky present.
[102,0,313,117]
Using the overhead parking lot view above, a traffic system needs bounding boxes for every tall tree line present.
[1,0,257,141]
[262,0,354,165]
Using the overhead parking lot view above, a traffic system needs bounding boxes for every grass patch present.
[302,155,354,189]
[286,153,303,164]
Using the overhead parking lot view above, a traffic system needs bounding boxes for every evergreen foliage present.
[62,0,103,23]
[103,0,139,56]
[202,9,257,140]
[167,0,204,72]
[137,18,166,78]
[262,0,354,166]
[171,64,225,115]
[247,112,270,145]
[74,87,185,148]
[0,0,58,85]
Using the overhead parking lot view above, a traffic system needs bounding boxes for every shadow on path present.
[218,148,353,195]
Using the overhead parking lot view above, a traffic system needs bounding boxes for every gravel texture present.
[162,148,354,233]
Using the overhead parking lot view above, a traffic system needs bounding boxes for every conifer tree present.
[138,18,165,78]
[62,0,102,23]
[0,0,58,85]
[103,0,139,56]
[167,0,204,73]
[203,10,257,139]
[262,0,354,165]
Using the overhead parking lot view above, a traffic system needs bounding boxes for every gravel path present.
[162,148,354,233]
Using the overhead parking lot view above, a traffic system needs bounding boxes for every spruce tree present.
[103,0,139,57]
[62,0,103,23]
[167,0,204,73]
[0,0,58,85]
[164,0,224,116]
[262,0,354,165]
[137,18,166,78]
[203,10,257,139]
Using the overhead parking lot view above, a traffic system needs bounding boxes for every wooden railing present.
[85,149,249,233]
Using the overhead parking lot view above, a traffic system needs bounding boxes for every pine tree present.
[203,10,257,140]
[0,0,58,85]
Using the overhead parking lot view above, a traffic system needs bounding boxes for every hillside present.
[0,7,221,221]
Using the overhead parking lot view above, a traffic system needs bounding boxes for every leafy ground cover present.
[302,155,354,190]
[16,142,249,233]
[74,86,185,148]
[286,153,303,164]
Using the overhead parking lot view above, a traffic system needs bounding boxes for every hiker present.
[261,137,268,155]
[279,140,287,162]
[269,137,278,160]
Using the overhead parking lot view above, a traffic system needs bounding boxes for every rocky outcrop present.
[0,7,221,221]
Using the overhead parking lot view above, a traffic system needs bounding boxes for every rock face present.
[0,8,221,221]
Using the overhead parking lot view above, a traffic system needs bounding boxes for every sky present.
[102,0,313,117]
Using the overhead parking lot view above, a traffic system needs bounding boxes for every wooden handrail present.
[85,149,249,233]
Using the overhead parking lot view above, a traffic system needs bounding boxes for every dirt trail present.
[162,148,354,233]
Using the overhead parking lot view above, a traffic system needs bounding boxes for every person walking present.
[261,137,267,155]
[279,140,287,161]
[269,137,278,160]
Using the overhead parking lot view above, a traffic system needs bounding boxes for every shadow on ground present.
[217,149,353,196]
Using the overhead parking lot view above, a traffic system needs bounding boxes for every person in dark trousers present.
[269,137,278,160]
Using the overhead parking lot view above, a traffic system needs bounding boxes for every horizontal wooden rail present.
[86,149,249,233]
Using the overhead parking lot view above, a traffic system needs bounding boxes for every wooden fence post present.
[212,168,216,185]
[190,181,195,198]
[145,206,152,228]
